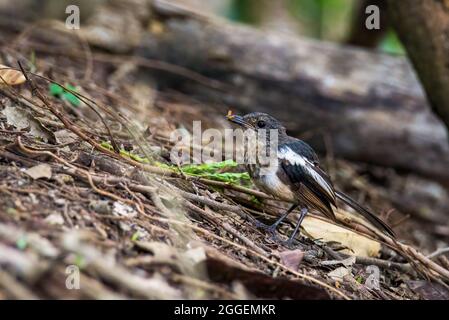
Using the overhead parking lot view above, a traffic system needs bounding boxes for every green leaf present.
[155,160,251,185]
[182,159,239,175]
[100,141,114,150]
[49,83,81,107]
[379,30,406,55]
[16,236,28,250]
[100,141,151,164]
[49,83,64,96]
[74,253,86,269]
[250,195,262,205]
[102,145,251,185]
[63,84,81,107]
[131,231,140,242]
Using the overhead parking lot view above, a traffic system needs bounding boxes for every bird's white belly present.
[255,169,296,202]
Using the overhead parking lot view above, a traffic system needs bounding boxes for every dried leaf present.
[328,266,352,281]
[3,104,56,143]
[0,64,25,86]
[279,249,304,271]
[24,164,52,180]
[302,216,381,257]
[54,129,78,144]
[407,280,449,300]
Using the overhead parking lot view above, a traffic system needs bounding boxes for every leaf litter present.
[0,20,448,301]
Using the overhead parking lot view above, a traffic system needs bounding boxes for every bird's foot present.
[279,238,297,249]
[254,220,277,234]
[279,232,306,249]
[254,220,281,241]
[267,232,282,243]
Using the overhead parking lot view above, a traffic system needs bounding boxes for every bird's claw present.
[267,232,281,243]
[254,221,277,234]
[280,238,297,249]
[254,220,282,242]
[254,220,269,229]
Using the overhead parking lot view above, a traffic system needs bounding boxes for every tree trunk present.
[347,0,389,47]
[389,0,449,133]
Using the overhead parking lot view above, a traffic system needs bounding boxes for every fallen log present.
[136,0,449,185]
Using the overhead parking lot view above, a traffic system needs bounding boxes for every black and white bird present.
[227,111,395,246]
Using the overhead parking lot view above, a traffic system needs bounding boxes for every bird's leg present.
[255,204,298,239]
[283,207,308,248]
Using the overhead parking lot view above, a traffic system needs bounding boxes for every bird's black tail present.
[336,191,395,238]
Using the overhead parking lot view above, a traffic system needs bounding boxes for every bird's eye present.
[257,120,266,128]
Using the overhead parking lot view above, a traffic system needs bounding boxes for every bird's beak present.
[226,111,252,129]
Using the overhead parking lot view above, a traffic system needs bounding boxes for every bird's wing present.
[278,141,395,237]
[284,138,320,164]
[278,144,337,219]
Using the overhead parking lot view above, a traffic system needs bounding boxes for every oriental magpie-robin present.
[227,111,395,245]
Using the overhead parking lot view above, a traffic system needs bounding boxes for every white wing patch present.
[278,146,335,201]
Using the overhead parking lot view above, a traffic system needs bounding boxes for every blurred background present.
[204,0,403,55]
[0,0,404,54]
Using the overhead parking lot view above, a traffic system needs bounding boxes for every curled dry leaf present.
[0,64,26,86]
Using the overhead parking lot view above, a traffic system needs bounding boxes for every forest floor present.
[1,21,449,300]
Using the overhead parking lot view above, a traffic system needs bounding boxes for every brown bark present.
[388,0,449,133]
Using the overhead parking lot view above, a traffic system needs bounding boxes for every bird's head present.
[226,111,286,133]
